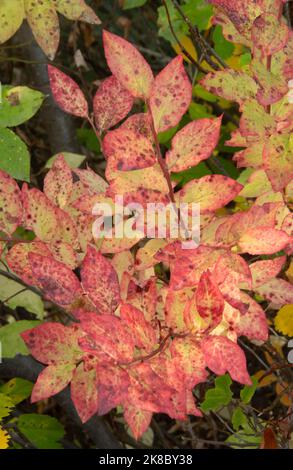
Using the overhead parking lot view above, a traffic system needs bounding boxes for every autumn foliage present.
[0,0,292,441]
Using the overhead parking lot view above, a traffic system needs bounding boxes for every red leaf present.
[124,405,152,440]
[29,252,82,305]
[103,127,156,180]
[71,363,99,423]
[149,55,192,133]
[31,363,75,403]
[48,65,89,118]
[166,117,222,172]
[196,271,224,329]
[81,246,121,314]
[103,30,154,99]
[202,335,252,385]
[0,170,22,235]
[79,312,134,363]
[93,75,134,132]
[256,278,293,308]
[120,303,157,352]
[21,322,82,364]
[97,365,130,415]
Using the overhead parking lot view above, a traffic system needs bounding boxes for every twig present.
[162,0,208,74]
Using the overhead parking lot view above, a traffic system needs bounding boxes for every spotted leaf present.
[0,170,22,235]
[149,56,192,133]
[48,65,89,118]
[166,117,222,173]
[103,30,154,99]
[28,252,82,305]
[80,245,121,314]
[31,363,76,403]
[21,322,82,364]
[93,75,134,133]
[202,336,252,385]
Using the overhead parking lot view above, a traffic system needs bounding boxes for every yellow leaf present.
[0,427,10,449]
[276,382,292,407]
[253,370,277,388]
[286,262,293,284]
[274,304,293,337]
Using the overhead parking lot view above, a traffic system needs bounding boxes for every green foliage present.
[17,414,65,449]
[0,128,30,181]
[201,374,233,412]
[45,152,86,169]
[240,377,258,404]
[232,407,248,431]
[212,25,234,60]
[123,0,148,9]
[0,275,44,318]
[0,86,44,128]
[0,320,41,358]
[158,0,213,42]
[0,378,33,405]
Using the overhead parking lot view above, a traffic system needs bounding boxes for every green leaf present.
[0,393,15,420]
[17,414,65,449]
[212,25,234,60]
[171,161,211,185]
[0,378,33,405]
[45,152,86,169]
[189,102,213,120]
[226,427,261,449]
[0,275,44,319]
[232,407,248,431]
[240,377,258,404]
[0,86,44,128]
[201,374,233,412]
[0,128,30,181]
[77,128,100,153]
[123,0,147,9]
[157,0,212,43]
[193,84,217,103]
[0,320,41,358]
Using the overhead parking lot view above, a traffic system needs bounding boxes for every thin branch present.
[162,0,208,74]
[170,0,228,70]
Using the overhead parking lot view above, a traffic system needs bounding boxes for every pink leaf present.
[80,246,121,314]
[71,363,99,423]
[0,170,23,235]
[93,75,134,132]
[103,30,154,99]
[31,363,75,403]
[166,117,222,172]
[234,293,268,342]
[196,271,224,329]
[202,336,252,385]
[29,252,82,305]
[256,278,293,308]
[149,55,192,133]
[48,65,89,118]
[238,227,292,255]
[252,13,289,57]
[21,322,82,364]
[249,256,286,288]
